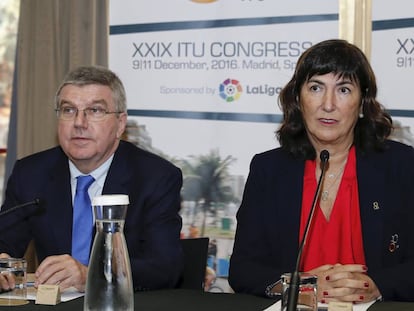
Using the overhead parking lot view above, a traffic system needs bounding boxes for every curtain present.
[7,0,108,272]
[14,0,108,159]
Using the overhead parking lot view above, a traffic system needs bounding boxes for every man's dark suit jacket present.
[229,140,414,301]
[0,140,183,291]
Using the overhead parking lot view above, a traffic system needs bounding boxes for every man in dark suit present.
[0,66,183,293]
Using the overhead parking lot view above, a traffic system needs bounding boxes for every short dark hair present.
[277,39,392,159]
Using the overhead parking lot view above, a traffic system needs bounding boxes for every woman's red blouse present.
[300,146,366,271]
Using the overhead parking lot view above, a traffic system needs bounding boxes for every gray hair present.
[55,66,127,113]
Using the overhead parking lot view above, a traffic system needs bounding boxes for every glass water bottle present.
[84,194,134,311]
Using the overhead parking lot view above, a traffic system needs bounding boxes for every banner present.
[371,0,414,145]
[109,0,338,292]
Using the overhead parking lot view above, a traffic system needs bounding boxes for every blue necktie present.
[72,175,95,265]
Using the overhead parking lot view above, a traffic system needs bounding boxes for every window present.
[0,0,20,201]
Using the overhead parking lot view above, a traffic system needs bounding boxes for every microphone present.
[0,199,40,218]
[286,150,329,311]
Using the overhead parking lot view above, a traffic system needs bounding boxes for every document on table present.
[263,299,376,311]
[0,287,84,302]
[0,273,84,302]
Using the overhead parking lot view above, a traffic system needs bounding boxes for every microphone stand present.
[286,150,329,311]
[0,199,40,217]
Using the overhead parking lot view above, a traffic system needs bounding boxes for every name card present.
[35,284,61,305]
[328,302,353,311]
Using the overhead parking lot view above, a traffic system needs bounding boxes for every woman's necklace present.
[321,161,346,201]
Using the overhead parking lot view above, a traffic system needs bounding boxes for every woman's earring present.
[359,103,364,118]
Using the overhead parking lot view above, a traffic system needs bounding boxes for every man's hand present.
[0,253,10,259]
[35,254,88,292]
[0,253,14,292]
[0,272,15,292]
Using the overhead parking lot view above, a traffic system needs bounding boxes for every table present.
[0,289,413,310]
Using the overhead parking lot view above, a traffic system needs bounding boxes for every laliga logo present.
[219,78,243,102]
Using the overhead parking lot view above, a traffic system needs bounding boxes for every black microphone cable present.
[286,150,329,311]
[0,199,40,217]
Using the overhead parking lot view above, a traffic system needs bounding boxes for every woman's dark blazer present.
[229,140,414,301]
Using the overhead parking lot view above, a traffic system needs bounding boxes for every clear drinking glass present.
[84,195,134,311]
[281,272,317,311]
[0,258,28,306]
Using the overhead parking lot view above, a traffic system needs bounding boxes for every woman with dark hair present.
[229,39,414,304]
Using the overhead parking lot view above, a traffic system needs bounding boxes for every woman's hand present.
[307,263,381,303]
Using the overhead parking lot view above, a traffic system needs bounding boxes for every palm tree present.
[180,149,236,236]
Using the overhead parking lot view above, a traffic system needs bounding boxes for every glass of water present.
[0,258,28,305]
